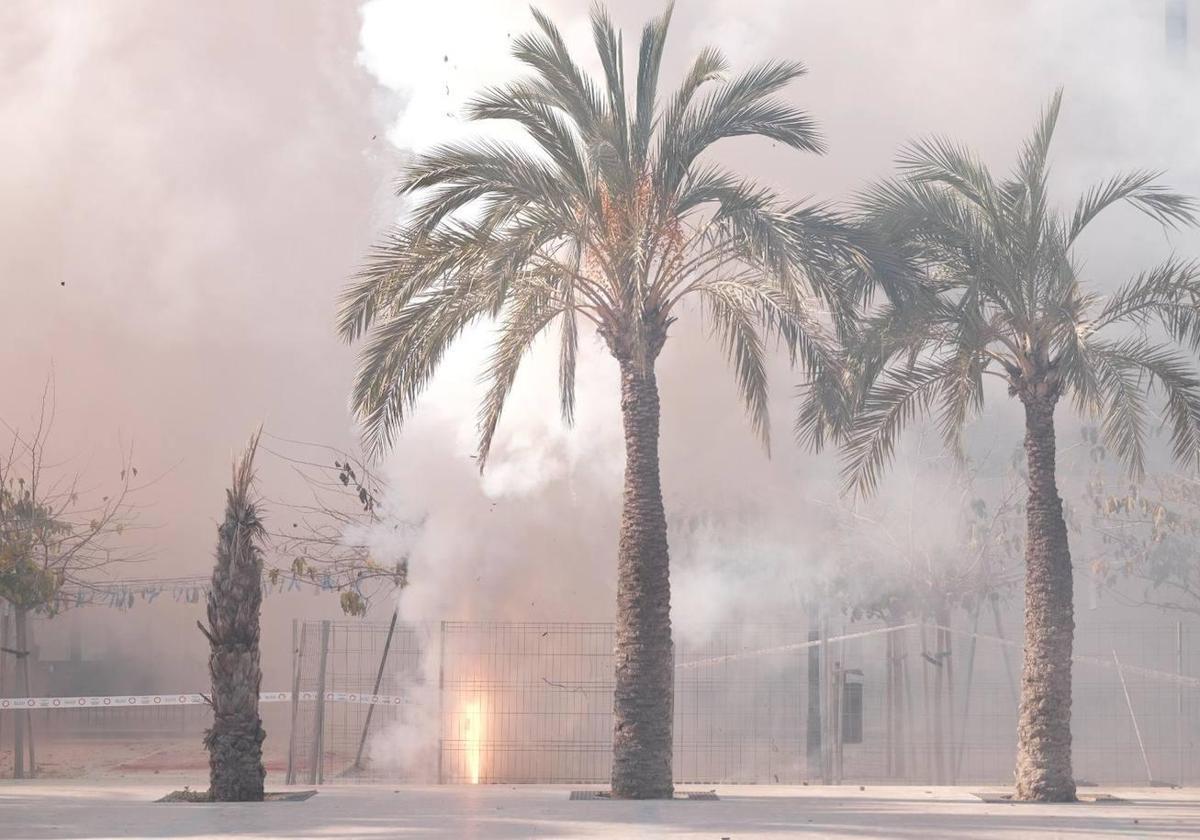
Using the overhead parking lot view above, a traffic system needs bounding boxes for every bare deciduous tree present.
[1,379,146,778]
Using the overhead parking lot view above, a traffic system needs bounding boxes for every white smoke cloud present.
[349,8,1200,748]
[6,0,1195,769]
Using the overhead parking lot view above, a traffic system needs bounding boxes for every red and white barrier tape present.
[0,691,410,710]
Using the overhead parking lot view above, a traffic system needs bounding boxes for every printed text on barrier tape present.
[0,691,410,710]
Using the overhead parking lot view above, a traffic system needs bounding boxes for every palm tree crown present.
[840,91,1200,493]
[339,3,868,460]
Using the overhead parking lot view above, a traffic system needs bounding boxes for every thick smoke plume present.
[353,0,1200,772]
[2,1,1198,768]
[356,0,1200,633]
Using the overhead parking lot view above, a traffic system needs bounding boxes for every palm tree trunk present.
[204,437,266,802]
[1014,392,1075,801]
[206,585,265,801]
[610,359,674,799]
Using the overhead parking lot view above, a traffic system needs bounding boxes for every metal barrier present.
[284,618,1200,786]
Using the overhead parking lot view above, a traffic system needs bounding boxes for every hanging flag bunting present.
[0,690,411,710]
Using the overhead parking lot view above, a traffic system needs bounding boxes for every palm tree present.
[339,4,870,797]
[200,432,267,801]
[826,92,1200,801]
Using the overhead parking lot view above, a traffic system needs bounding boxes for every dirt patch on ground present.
[2,737,288,779]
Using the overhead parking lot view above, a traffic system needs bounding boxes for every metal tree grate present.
[569,790,719,801]
[970,791,1125,804]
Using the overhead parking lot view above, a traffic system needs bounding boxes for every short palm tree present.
[830,91,1200,801]
[339,4,870,797]
[200,432,267,801]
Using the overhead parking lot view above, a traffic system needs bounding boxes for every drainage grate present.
[569,790,608,800]
[158,790,318,804]
[971,791,1124,804]
[570,790,719,801]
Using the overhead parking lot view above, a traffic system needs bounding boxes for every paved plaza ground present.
[2,778,1199,839]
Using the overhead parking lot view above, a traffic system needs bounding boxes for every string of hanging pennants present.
[0,690,412,711]
[53,571,361,612]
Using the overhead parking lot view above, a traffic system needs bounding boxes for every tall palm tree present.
[200,432,267,801]
[339,4,870,797]
[825,92,1200,801]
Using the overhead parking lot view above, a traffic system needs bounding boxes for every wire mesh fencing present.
[284,615,1200,786]
[285,616,427,784]
[6,615,1198,786]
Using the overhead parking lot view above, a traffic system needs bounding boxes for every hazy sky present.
[3,1,1199,642]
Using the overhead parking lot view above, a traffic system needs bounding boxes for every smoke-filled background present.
[2,0,1199,708]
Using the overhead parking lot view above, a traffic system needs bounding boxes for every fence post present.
[901,627,915,780]
[831,660,843,784]
[308,620,331,785]
[820,619,831,784]
[806,627,821,780]
[1177,622,1185,784]
[1113,650,1154,784]
[354,608,398,771]
[0,605,8,772]
[919,623,932,783]
[437,620,446,784]
[954,604,982,781]
[286,619,305,785]
[931,623,945,785]
[884,628,894,779]
[989,598,1018,706]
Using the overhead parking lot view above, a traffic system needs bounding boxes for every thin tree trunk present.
[0,607,7,773]
[13,608,26,780]
[610,359,673,799]
[1014,393,1076,801]
[17,609,34,778]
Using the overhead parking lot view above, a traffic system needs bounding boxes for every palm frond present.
[659,59,819,198]
[1066,338,1200,478]
[841,359,956,497]
[699,283,772,450]
[337,226,422,343]
[476,285,565,468]
[934,326,988,463]
[896,135,1000,224]
[1087,339,1151,478]
[464,84,594,201]
[1068,170,1198,244]
[558,309,579,427]
[1095,256,1200,348]
[398,140,574,225]
[793,363,853,454]
[353,282,495,459]
[589,3,629,172]
[520,8,607,132]
[632,4,673,169]
[675,163,774,217]
[1006,89,1062,259]
[1016,88,1062,192]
